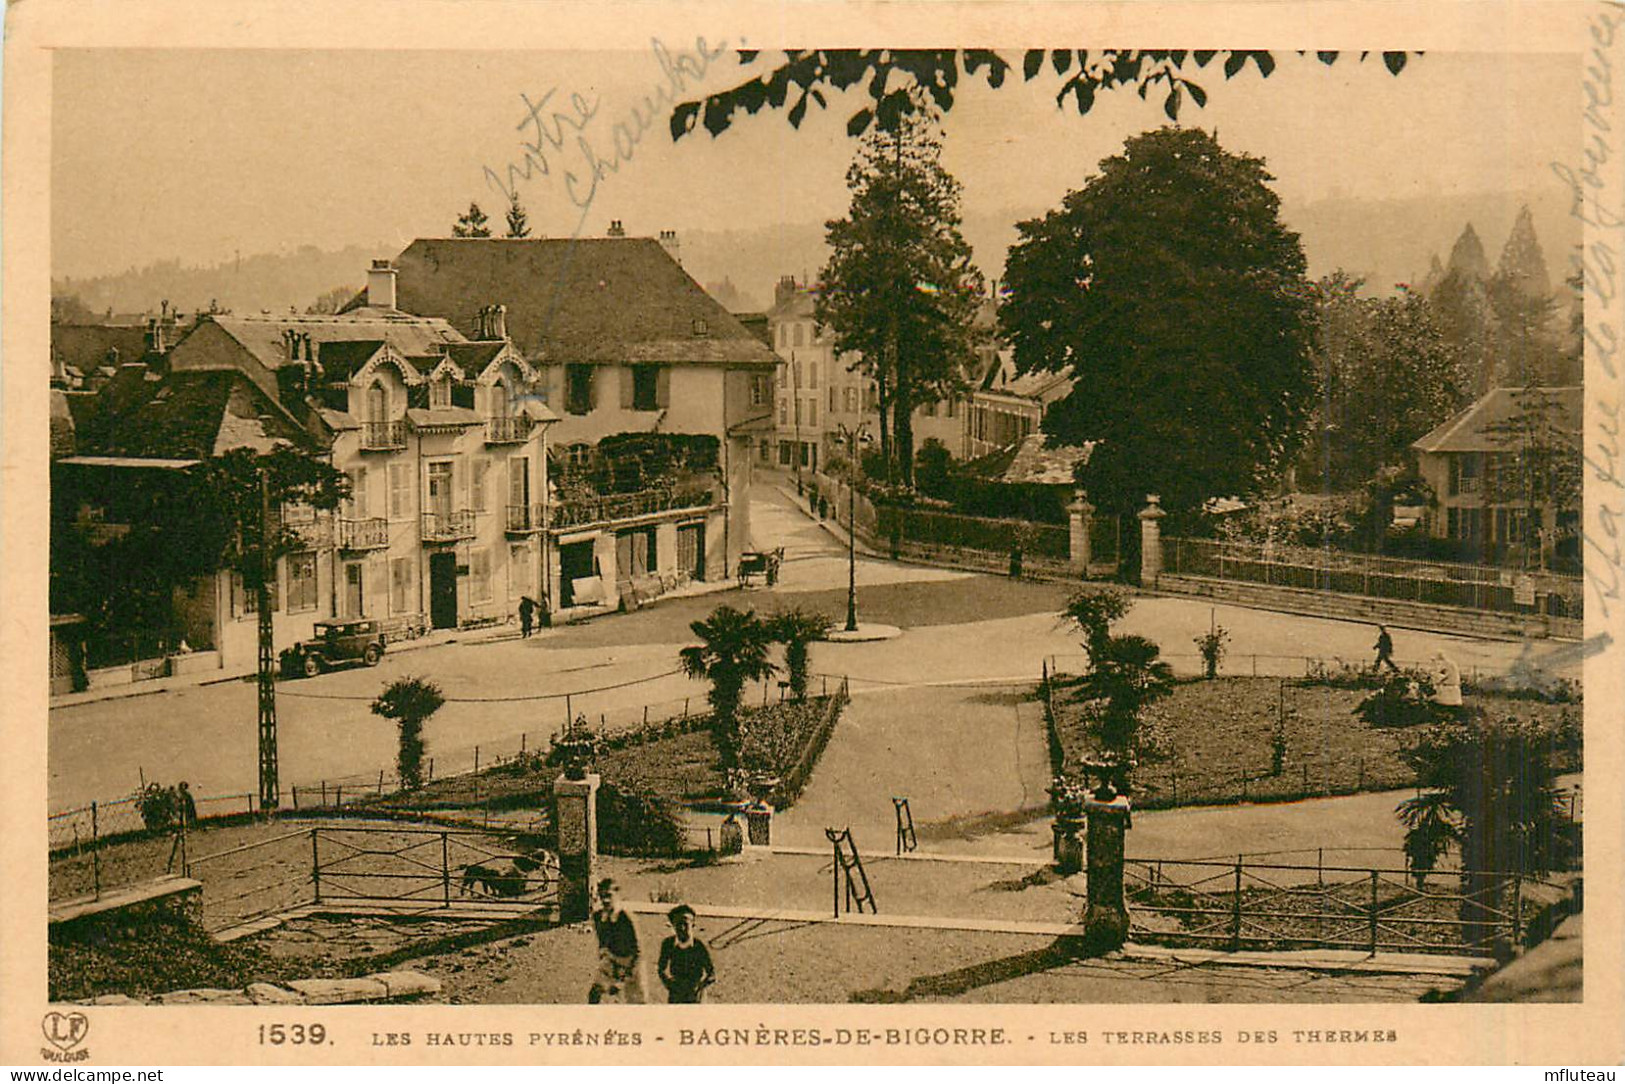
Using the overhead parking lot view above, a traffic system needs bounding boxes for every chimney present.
[368,259,398,310]
[607,220,625,238]
[491,303,507,341]
[658,229,681,264]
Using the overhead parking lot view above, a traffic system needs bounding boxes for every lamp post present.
[835,422,871,633]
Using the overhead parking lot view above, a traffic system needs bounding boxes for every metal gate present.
[309,827,558,909]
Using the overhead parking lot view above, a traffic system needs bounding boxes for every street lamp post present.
[835,422,870,633]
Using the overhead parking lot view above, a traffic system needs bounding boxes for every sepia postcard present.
[3,0,1623,1067]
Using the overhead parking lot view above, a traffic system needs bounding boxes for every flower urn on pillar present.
[1048,776,1087,875]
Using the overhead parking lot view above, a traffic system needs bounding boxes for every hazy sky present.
[52,48,1578,280]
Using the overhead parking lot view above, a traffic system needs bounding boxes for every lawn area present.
[1049,675,1579,810]
[377,693,847,815]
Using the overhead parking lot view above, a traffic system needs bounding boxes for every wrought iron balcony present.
[421,509,476,542]
[549,485,718,531]
[339,517,390,550]
[505,503,546,534]
[485,416,534,444]
[360,420,408,451]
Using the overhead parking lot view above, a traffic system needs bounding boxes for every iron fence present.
[1165,537,1583,621]
[1123,856,1547,956]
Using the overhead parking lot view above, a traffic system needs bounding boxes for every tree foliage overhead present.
[194,446,350,591]
[669,50,1414,142]
[1000,126,1315,515]
[816,105,982,487]
[1302,273,1470,489]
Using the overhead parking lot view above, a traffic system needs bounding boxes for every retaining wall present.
[1155,573,1581,641]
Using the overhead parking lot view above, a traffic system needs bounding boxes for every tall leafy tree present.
[1303,274,1469,489]
[679,605,778,770]
[453,202,492,238]
[1481,385,1582,568]
[505,192,532,239]
[817,104,982,487]
[1001,126,1315,519]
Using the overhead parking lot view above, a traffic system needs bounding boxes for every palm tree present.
[371,676,446,790]
[1399,714,1568,946]
[769,608,833,701]
[1061,589,1173,787]
[679,606,777,770]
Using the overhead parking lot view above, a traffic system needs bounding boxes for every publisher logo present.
[41,1011,90,1062]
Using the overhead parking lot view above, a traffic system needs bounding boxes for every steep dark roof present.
[965,433,1094,486]
[84,370,317,459]
[314,340,387,381]
[1413,386,1583,454]
[386,238,779,368]
[52,324,150,374]
[444,341,507,373]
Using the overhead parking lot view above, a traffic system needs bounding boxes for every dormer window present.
[431,376,452,409]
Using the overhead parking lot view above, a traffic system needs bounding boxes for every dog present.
[459,852,553,898]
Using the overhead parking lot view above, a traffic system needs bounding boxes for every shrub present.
[596,782,687,855]
[136,783,180,832]
[1353,670,1448,729]
[371,676,445,790]
[1193,625,1230,679]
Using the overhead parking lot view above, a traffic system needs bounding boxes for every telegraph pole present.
[257,468,279,811]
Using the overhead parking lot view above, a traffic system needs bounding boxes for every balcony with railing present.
[360,420,408,451]
[549,484,719,532]
[505,503,546,534]
[485,416,534,444]
[421,509,476,543]
[339,517,390,550]
[283,504,333,549]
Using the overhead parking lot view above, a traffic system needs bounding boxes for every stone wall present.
[1156,574,1580,641]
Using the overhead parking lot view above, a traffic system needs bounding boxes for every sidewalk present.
[49,576,747,713]
[48,624,511,711]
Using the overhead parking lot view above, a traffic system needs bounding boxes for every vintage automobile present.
[279,619,386,678]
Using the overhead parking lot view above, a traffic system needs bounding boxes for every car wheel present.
[363,644,382,666]
[301,654,322,678]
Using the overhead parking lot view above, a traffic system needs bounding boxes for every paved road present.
[48,480,1581,813]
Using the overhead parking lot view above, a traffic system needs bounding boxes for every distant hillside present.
[55,189,1580,323]
[52,244,393,320]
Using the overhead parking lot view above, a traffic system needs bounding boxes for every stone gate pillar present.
[1083,788,1132,951]
[1138,494,1166,587]
[1068,489,1094,575]
[553,772,599,922]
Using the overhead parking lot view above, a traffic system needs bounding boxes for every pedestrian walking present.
[1373,624,1398,672]
[518,595,535,638]
[176,780,198,827]
[588,878,645,1004]
[657,904,715,1003]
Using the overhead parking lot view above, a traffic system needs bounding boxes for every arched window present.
[490,379,509,419]
[431,376,452,409]
[366,382,388,424]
